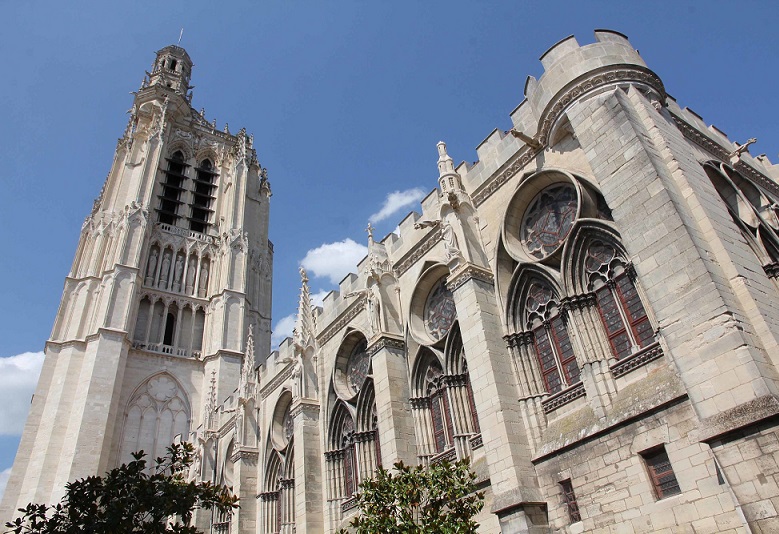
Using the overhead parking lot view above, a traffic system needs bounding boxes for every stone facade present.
[5,30,779,534]
[1,45,273,530]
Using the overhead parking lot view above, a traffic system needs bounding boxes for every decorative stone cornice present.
[290,400,320,420]
[409,397,428,410]
[260,362,293,399]
[316,297,366,345]
[472,145,539,207]
[541,382,585,413]
[504,331,534,349]
[367,334,405,357]
[669,112,779,199]
[394,225,443,276]
[230,448,259,463]
[473,65,665,207]
[537,65,665,146]
[446,264,494,292]
[610,342,664,378]
[258,490,279,502]
[561,292,597,311]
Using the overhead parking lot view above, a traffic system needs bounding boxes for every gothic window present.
[119,373,190,468]
[424,279,457,341]
[189,158,217,233]
[339,416,357,496]
[522,184,578,260]
[264,394,295,534]
[524,281,580,394]
[346,339,370,395]
[425,363,453,453]
[157,151,188,225]
[704,162,779,278]
[584,241,653,360]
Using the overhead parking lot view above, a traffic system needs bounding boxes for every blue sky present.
[1,0,777,499]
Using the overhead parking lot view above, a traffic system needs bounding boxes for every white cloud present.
[0,467,10,502]
[368,188,426,224]
[301,239,368,284]
[0,351,45,436]
[271,314,296,348]
[310,289,330,308]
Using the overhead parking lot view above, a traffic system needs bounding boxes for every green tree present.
[5,442,237,534]
[341,459,484,534]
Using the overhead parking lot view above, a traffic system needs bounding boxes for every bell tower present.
[1,44,273,520]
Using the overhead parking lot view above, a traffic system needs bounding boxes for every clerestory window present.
[585,241,654,360]
[525,282,580,394]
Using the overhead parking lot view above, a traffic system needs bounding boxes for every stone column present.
[368,335,418,466]
[230,447,258,534]
[292,400,323,534]
[446,264,547,532]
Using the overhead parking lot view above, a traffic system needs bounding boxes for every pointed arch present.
[505,264,564,334]
[355,379,377,433]
[704,161,779,271]
[564,223,656,361]
[327,400,357,498]
[118,372,191,467]
[506,266,579,394]
[562,220,624,295]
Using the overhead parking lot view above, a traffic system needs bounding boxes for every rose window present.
[424,280,457,341]
[346,339,370,394]
[522,184,578,259]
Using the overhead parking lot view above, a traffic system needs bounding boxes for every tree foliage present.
[5,442,237,534]
[341,459,484,534]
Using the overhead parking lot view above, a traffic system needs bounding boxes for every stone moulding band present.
[610,342,664,378]
[669,113,779,199]
[393,225,443,276]
[473,65,665,207]
[367,335,405,356]
[446,264,495,292]
[316,296,366,345]
[542,382,585,413]
[260,363,294,399]
[341,495,359,513]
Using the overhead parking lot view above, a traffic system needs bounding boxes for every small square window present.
[559,478,581,523]
[642,446,681,499]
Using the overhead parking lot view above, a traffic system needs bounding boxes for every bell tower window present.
[189,159,217,233]
[157,151,188,225]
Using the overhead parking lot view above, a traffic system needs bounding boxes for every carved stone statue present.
[146,249,158,282]
[187,443,203,482]
[159,252,171,285]
[186,258,196,293]
[367,288,381,338]
[199,264,209,296]
[173,256,184,290]
[442,219,462,262]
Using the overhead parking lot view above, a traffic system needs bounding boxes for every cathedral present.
[4,30,779,533]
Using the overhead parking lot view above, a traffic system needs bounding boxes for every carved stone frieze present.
[316,296,366,345]
[260,363,294,399]
[367,335,405,357]
[394,225,443,276]
[446,264,494,292]
[610,342,664,378]
[290,400,320,420]
[473,66,665,207]
[541,382,585,413]
[669,112,779,199]
[230,448,259,464]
